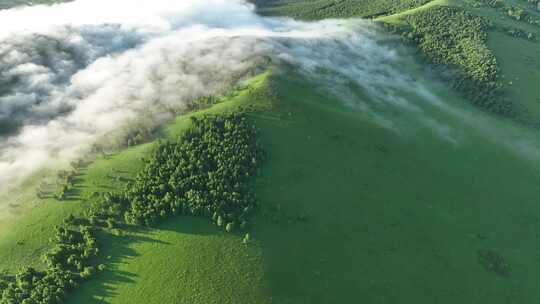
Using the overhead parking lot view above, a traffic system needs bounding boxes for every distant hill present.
[251,0,432,19]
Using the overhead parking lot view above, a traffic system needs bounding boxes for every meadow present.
[2,0,540,303]
[2,61,540,304]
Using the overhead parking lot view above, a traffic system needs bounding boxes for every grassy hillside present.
[62,67,540,303]
[0,73,274,303]
[245,71,540,303]
[254,0,540,122]
[380,0,540,121]
[66,74,275,303]
[3,60,540,304]
[464,0,540,123]
[0,145,150,273]
[2,1,540,303]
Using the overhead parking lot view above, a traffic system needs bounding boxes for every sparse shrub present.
[105,218,115,229]
[242,233,251,244]
[225,222,235,233]
[507,7,523,20]
[217,216,224,227]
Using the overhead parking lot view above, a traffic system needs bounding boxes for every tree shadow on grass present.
[155,215,221,236]
[67,216,220,303]
[64,187,83,201]
[67,229,170,303]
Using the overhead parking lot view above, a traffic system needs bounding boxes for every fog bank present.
[1,0,539,193]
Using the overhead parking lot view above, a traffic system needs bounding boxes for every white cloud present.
[1,0,538,193]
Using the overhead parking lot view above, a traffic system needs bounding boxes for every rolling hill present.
[1,0,540,303]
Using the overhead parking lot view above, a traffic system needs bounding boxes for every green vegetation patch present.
[0,225,102,304]
[384,6,513,115]
[478,249,510,278]
[122,113,265,230]
[253,0,433,19]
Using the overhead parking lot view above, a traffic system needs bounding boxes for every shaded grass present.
[70,67,540,303]
[249,72,540,303]
[67,217,268,304]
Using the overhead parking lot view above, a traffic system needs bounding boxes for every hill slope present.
[253,0,540,122]
[64,66,540,303]
[2,1,540,303]
[379,0,540,122]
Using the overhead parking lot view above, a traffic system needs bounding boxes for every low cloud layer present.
[0,0,411,191]
[0,0,539,193]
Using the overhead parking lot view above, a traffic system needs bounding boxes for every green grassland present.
[3,0,540,303]
[248,70,540,303]
[3,63,540,303]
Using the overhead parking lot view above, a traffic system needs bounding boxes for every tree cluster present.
[385,6,513,115]
[0,226,102,304]
[121,113,265,230]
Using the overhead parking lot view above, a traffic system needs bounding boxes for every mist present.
[1,0,540,193]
